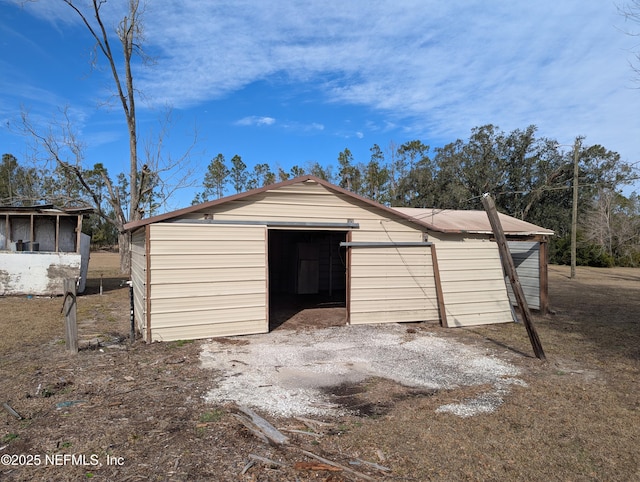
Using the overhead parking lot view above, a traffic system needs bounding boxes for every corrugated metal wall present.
[130,228,147,339]
[161,180,433,331]
[349,246,440,324]
[507,240,541,310]
[192,181,431,326]
[182,181,423,245]
[148,223,267,341]
[430,235,514,327]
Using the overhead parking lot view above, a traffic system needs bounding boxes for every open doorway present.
[268,230,347,330]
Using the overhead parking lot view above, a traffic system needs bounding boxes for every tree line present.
[0,152,158,249]
[191,124,640,267]
[3,124,639,267]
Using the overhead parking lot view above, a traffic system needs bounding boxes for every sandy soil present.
[0,254,638,481]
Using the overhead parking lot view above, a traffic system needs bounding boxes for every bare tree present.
[583,188,640,265]
[620,1,640,82]
[19,0,195,273]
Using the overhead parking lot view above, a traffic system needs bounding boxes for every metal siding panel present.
[150,240,265,254]
[434,240,514,327]
[151,267,266,284]
[350,229,422,243]
[151,253,265,269]
[186,183,423,241]
[151,280,265,299]
[447,310,514,327]
[151,222,266,239]
[437,258,507,271]
[440,280,510,294]
[349,245,440,325]
[349,278,437,290]
[151,305,265,327]
[152,293,265,314]
[507,241,541,310]
[130,229,147,337]
[148,223,267,341]
[439,268,507,282]
[440,289,514,304]
[151,320,266,342]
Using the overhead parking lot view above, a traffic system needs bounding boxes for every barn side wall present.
[180,181,439,327]
[131,228,148,340]
[429,232,514,327]
[147,223,268,341]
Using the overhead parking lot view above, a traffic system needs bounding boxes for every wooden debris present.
[294,461,342,472]
[229,408,390,480]
[294,416,332,432]
[2,402,24,420]
[301,450,376,481]
[231,414,269,444]
[282,428,323,438]
[233,405,289,445]
[195,422,213,429]
[352,458,391,472]
[240,460,255,475]
[248,453,286,468]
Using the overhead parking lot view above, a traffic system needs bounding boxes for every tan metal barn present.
[394,208,554,315]
[125,176,548,342]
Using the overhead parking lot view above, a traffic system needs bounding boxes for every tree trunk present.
[118,230,131,274]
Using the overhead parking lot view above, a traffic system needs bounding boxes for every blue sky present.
[1,0,639,210]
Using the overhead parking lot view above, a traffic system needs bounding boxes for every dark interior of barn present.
[267,230,347,330]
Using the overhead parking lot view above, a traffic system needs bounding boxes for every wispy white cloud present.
[132,1,639,160]
[235,116,276,127]
[6,0,639,168]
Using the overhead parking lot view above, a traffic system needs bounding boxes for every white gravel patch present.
[200,324,525,418]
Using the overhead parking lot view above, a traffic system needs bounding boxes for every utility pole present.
[570,137,582,279]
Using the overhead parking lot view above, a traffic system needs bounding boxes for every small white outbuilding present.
[0,205,91,295]
[125,176,552,342]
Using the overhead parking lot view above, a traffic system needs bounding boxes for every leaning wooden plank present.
[482,193,545,360]
[235,405,289,445]
[301,450,376,482]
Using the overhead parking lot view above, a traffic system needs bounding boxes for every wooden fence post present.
[63,278,78,353]
[481,193,546,360]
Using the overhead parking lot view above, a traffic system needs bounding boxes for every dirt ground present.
[1,253,639,481]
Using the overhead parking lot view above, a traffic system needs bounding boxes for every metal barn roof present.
[393,207,554,236]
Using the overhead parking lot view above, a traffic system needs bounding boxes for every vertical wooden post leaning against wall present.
[63,278,78,353]
[55,214,60,252]
[482,194,546,360]
[76,215,83,253]
[429,243,448,327]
